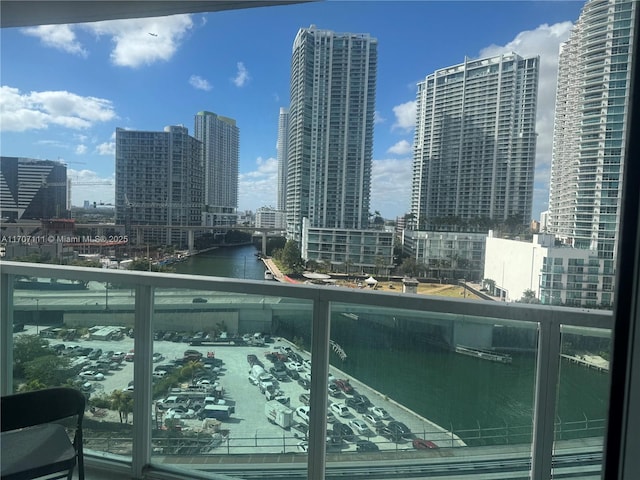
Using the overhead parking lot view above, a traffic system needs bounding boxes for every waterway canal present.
[175,245,610,445]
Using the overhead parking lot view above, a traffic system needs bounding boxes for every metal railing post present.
[132,284,153,479]
[0,272,14,395]
[531,319,561,480]
[308,296,330,480]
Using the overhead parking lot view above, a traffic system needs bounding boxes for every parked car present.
[362,413,384,428]
[332,422,354,442]
[328,384,341,397]
[78,371,105,381]
[356,440,379,452]
[388,421,412,439]
[299,393,311,406]
[413,438,439,449]
[298,378,311,390]
[348,419,370,435]
[287,369,300,380]
[296,406,310,423]
[345,397,368,413]
[124,351,135,362]
[166,407,196,419]
[334,379,354,394]
[329,402,350,418]
[353,394,372,408]
[368,406,390,420]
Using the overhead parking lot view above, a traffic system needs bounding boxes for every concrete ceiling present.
[1,1,310,28]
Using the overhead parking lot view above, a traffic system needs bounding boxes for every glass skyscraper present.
[548,0,636,262]
[115,126,203,246]
[194,111,239,227]
[410,53,539,230]
[286,26,377,241]
[276,107,289,212]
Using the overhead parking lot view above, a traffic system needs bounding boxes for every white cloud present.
[392,100,416,131]
[238,156,277,210]
[232,62,250,87]
[387,140,412,156]
[96,142,115,155]
[374,111,385,124]
[189,75,212,91]
[0,86,116,132]
[68,168,115,206]
[478,21,574,216]
[75,144,88,155]
[371,158,413,219]
[22,24,87,57]
[88,15,194,67]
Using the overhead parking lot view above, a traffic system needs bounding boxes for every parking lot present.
[26,326,462,455]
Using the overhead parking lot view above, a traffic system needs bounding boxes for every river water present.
[175,245,610,444]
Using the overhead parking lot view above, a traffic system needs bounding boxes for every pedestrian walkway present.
[262,258,299,283]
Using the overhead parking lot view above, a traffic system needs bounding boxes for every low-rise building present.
[255,207,286,230]
[401,230,486,281]
[484,231,615,308]
[301,218,393,275]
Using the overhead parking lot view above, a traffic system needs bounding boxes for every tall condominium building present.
[115,126,203,246]
[194,111,239,227]
[0,156,68,221]
[410,53,539,230]
[286,25,377,241]
[276,107,289,212]
[548,0,635,262]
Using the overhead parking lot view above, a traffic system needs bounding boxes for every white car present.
[369,406,390,420]
[349,418,370,435]
[362,413,383,428]
[166,407,196,419]
[329,402,350,418]
[297,441,308,452]
[79,371,105,381]
[296,406,310,423]
[288,362,305,372]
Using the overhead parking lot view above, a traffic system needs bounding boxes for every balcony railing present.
[0,261,613,480]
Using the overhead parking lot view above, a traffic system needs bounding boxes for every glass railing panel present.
[11,272,136,462]
[553,325,611,478]
[325,302,538,473]
[150,286,312,476]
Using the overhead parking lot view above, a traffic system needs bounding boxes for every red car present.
[334,379,354,394]
[412,438,438,449]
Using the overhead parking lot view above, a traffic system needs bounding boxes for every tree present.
[400,257,419,277]
[13,334,50,378]
[111,389,134,423]
[281,240,303,273]
[518,289,540,304]
[23,355,72,387]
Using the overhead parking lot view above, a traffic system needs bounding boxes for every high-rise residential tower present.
[548,0,636,262]
[286,25,377,241]
[276,107,289,212]
[194,111,239,227]
[410,53,540,230]
[115,126,203,246]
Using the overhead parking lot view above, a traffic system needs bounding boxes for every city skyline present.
[0,1,585,219]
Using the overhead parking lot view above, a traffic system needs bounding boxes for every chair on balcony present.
[1,387,85,480]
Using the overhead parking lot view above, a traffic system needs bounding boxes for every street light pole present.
[34,298,40,335]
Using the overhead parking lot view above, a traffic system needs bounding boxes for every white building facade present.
[286,26,377,242]
[411,53,539,230]
[548,0,635,263]
[255,207,286,230]
[484,231,615,307]
[276,107,289,212]
[194,111,239,227]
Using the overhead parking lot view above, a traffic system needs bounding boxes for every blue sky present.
[0,1,585,219]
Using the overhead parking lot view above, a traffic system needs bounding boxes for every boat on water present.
[264,270,274,280]
[455,345,512,364]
